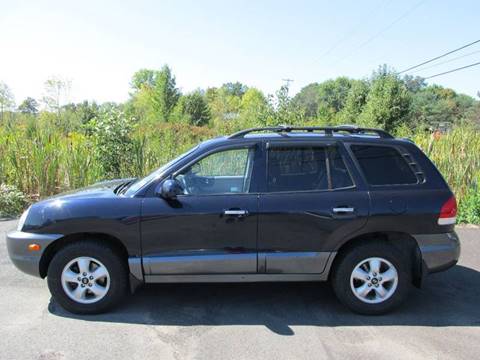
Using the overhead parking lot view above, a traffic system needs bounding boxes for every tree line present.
[1,64,479,133]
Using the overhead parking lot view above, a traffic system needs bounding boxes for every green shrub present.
[458,187,480,224]
[90,107,135,178]
[0,183,27,217]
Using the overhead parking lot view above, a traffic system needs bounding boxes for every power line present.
[409,49,480,74]
[334,0,426,65]
[399,39,480,74]
[424,61,480,79]
[313,0,389,63]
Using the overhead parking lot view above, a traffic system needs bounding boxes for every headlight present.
[17,207,30,231]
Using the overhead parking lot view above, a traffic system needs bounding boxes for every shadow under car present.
[49,265,480,336]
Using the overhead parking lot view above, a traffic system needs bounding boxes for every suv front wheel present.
[331,242,411,315]
[47,240,128,314]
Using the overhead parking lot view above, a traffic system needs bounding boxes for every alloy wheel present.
[350,257,399,304]
[61,256,110,304]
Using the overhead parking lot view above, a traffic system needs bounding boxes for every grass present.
[412,126,480,199]
[0,118,479,222]
[411,126,480,223]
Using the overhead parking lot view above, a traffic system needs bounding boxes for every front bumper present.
[6,231,62,277]
[414,232,460,274]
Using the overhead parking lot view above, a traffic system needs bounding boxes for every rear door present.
[257,141,369,274]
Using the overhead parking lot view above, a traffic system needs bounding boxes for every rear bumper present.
[6,231,62,277]
[414,232,460,274]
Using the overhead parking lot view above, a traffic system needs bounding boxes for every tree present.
[76,100,100,124]
[62,100,100,127]
[316,77,355,117]
[293,83,321,118]
[153,65,180,120]
[403,75,426,93]
[41,76,71,115]
[266,84,305,126]
[359,70,411,131]
[18,97,39,115]
[130,65,180,122]
[240,88,268,126]
[464,101,480,126]
[0,82,15,120]
[205,86,242,123]
[221,82,248,97]
[289,77,356,123]
[175,90,211,126]
[340,80,369,124]
[130,69,156,91]
[408,85,477,126]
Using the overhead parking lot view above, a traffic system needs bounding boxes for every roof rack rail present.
[227,125,394,139]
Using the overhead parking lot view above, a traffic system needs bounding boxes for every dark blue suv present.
[7,126,460,315]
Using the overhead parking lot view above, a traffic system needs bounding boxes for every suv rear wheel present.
[331,242,411,315]
[47,240,128,314]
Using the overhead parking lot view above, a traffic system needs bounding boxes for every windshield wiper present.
[114,178,137,195]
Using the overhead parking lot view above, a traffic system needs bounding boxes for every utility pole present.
[282,78,294,87]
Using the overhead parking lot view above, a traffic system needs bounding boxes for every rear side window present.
[351,145,417,186]
[267,146,353,192]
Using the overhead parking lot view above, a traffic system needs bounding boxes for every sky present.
[1,0,479,105]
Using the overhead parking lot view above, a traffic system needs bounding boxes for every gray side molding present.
[144,273,329,283]
[259,251,334,274]
[144,252,338,284]
[143,253,257,274]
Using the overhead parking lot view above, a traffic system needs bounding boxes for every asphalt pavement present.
[1,219,479,360]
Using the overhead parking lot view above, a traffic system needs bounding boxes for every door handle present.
[224,209,249,217]
[332,207,355,214]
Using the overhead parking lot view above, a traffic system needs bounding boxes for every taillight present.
[438,196,457,225]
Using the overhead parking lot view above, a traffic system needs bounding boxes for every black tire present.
[47,240,128,314]
[331,241,411,315]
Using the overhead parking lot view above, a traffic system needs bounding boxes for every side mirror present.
[157,179,184,200]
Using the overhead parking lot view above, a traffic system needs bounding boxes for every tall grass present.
[0,119,479,222]
[412,126,480,223]
[0,121,216,199]
[412,126,480,199]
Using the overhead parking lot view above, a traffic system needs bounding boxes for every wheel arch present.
[330,231,423,287]
[39,232,129,279]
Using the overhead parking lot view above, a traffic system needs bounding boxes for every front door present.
[141,145,259,275]
[258,142,369,274]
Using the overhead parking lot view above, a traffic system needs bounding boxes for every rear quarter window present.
[350,145,418,186]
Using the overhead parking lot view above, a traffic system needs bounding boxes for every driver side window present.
[175,148,255,195]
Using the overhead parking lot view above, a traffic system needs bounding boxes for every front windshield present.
[124,145,199,196]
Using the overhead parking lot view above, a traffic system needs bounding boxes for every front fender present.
[22,197,142,256]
